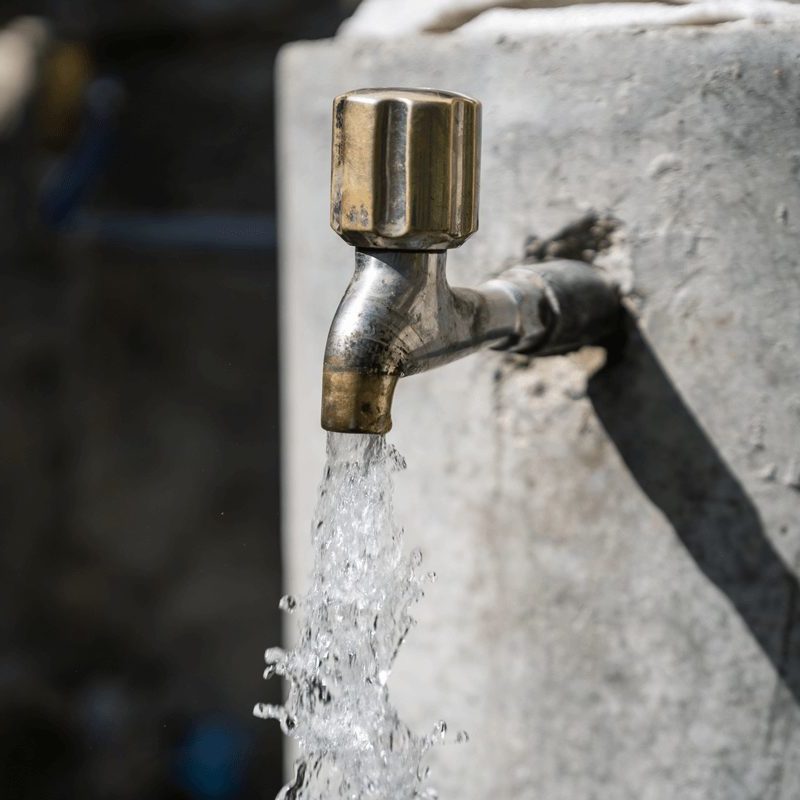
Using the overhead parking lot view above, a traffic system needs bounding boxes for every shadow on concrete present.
[587,310,800,704]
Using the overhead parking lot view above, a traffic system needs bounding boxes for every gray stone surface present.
[339,0,800,37]
[279,25,800,800]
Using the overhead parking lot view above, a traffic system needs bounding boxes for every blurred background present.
[0,2,359,797]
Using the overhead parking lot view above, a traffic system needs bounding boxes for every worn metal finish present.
[321,249,620,433]
[321,370,398,435]
[330,88,480,250]
[324,86,620,433]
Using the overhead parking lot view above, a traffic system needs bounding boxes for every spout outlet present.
[321,371,398,435]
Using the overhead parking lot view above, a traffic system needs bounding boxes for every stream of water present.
[255,432,453,799]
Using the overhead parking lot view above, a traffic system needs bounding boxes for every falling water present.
[255,432,455,800]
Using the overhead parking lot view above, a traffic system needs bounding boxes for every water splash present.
[255,433,446,800]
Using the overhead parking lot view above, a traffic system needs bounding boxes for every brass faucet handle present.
[330,88,481,251]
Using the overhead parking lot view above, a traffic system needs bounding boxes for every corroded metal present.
[330,88,481,250]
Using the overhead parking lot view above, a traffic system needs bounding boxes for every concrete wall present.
[279,25,800,800]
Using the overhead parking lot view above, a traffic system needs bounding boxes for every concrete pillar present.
[279,24,800,800]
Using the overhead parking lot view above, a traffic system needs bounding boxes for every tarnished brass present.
[321,370,397,434]
[330,88,481,250]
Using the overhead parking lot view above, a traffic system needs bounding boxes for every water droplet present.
[426,571,437,583]
[253,702,282,721]
[279,594,297,613]
[456,730,470,744]
[264,646,284,664]
[411,547,423,567]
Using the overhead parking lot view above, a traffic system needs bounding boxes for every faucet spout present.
[322,248,524,433]
[322,248,620,433]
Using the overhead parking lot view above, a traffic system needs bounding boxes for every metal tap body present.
[322,87,621,433]
[322,249,620,433]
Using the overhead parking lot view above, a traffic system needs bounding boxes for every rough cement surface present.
[339,0,800,37]
[279,27,800,800]
[457,3,800,35]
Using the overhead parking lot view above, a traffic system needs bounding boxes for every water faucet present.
[322,88,621,434]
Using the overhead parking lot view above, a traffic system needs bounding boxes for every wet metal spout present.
[322,248,620,433]
[322,248,525,433]
[322,88,621,434]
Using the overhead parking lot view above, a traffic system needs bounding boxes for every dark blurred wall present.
[0,2,355,797]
